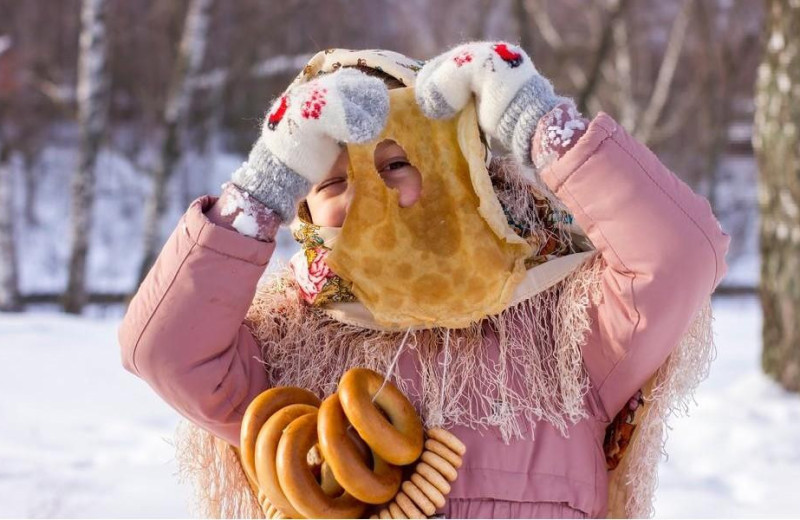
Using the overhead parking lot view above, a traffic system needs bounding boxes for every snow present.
[219,182,262,238]
[726,121,752,143]
[0,311,192,517]
[232,212,259,238]
[546,117,586,147]
[250,53,313,79]
[768,31,785,52]
[654,296,800,517]
[11,144,298,296]
[777,72,792,94]
[1,295,798,517]
[0,35,11,56]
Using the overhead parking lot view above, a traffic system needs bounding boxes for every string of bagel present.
[238,356,466,519]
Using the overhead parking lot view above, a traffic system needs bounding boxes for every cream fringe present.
[607,300,715,518]
[174,421,264,518]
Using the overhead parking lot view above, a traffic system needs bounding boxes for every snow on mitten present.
[231,68,389,222]
[415,41,570,167]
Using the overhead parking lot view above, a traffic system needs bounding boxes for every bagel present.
[394,491,426,519]
[318,393,403,504]
[400,481,436,516]
[426,428,466,455]
[420,451,458,482]
[338,368,423,465]
[276,413,366,519]
[320,422,373,497]
[388,502,405,519]
[240,387,321,485]
[254,403,319,518]
[415,462,451,494]
[424,438,463,468]
[320,461,344,497]
[410,473,446,508]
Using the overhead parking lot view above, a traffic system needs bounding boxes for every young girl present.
[119,43,729,518]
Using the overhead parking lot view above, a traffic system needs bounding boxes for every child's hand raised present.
[415,41,569,167]
[231,69,389,222]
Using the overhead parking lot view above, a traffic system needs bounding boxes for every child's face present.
[305,139,422,227]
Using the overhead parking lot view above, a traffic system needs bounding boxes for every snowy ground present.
[1,295,798,518]
[654,296,800,518]
[0,308,191,517]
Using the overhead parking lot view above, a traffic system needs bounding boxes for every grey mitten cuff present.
[231,141,311,223]
[496,76,570,166]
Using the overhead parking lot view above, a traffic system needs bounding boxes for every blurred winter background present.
[1,0,799,517]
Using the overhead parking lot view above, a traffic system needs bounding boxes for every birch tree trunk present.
[137,0,213,285]
[0,143,20,312]
[63,0,109,314]
[753,0,800,392]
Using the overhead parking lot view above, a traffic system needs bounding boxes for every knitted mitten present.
[231,68,389,222]
[415,41,570,167]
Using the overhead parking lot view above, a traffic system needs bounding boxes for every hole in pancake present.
[373,139,421,208]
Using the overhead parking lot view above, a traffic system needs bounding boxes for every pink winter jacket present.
[119,113,730,518]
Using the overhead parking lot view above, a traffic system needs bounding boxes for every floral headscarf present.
[290,202,357,305]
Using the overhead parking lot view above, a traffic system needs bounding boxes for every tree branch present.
[577,0,632,113]
[634,0,693,144]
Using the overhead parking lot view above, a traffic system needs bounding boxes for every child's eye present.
[316,178,346,193]
[380,160,410,172]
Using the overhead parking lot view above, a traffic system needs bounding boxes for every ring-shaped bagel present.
[320,461,344,497]
[424,438,463,468]
[318,393,403,504]
[394,491,426,519]
[338,368,423,465]
[320,423,373,497]
[276,413,366,519]
[240,387,321,484]
[426,428,466,455]
[254,403,319,519]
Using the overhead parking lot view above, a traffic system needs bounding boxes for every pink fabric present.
[118,112,730,518]
[443,499,587,518]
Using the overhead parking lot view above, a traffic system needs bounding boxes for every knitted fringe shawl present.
[173,258,715,519]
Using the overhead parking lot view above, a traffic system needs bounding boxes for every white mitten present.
[415,41,569,166]
[232,68,389,222]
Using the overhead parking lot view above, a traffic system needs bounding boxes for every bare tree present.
[632,0,692,143]
[137,0,214,285]
[753,0,800,392]
[63,0,110,314]
[0,33,20,311]
[520,0,629,114]
[576,0,631,113]
[0,139,19,312]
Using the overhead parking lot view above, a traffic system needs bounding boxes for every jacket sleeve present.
[118,195,275,446]
[539,113,731,420]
